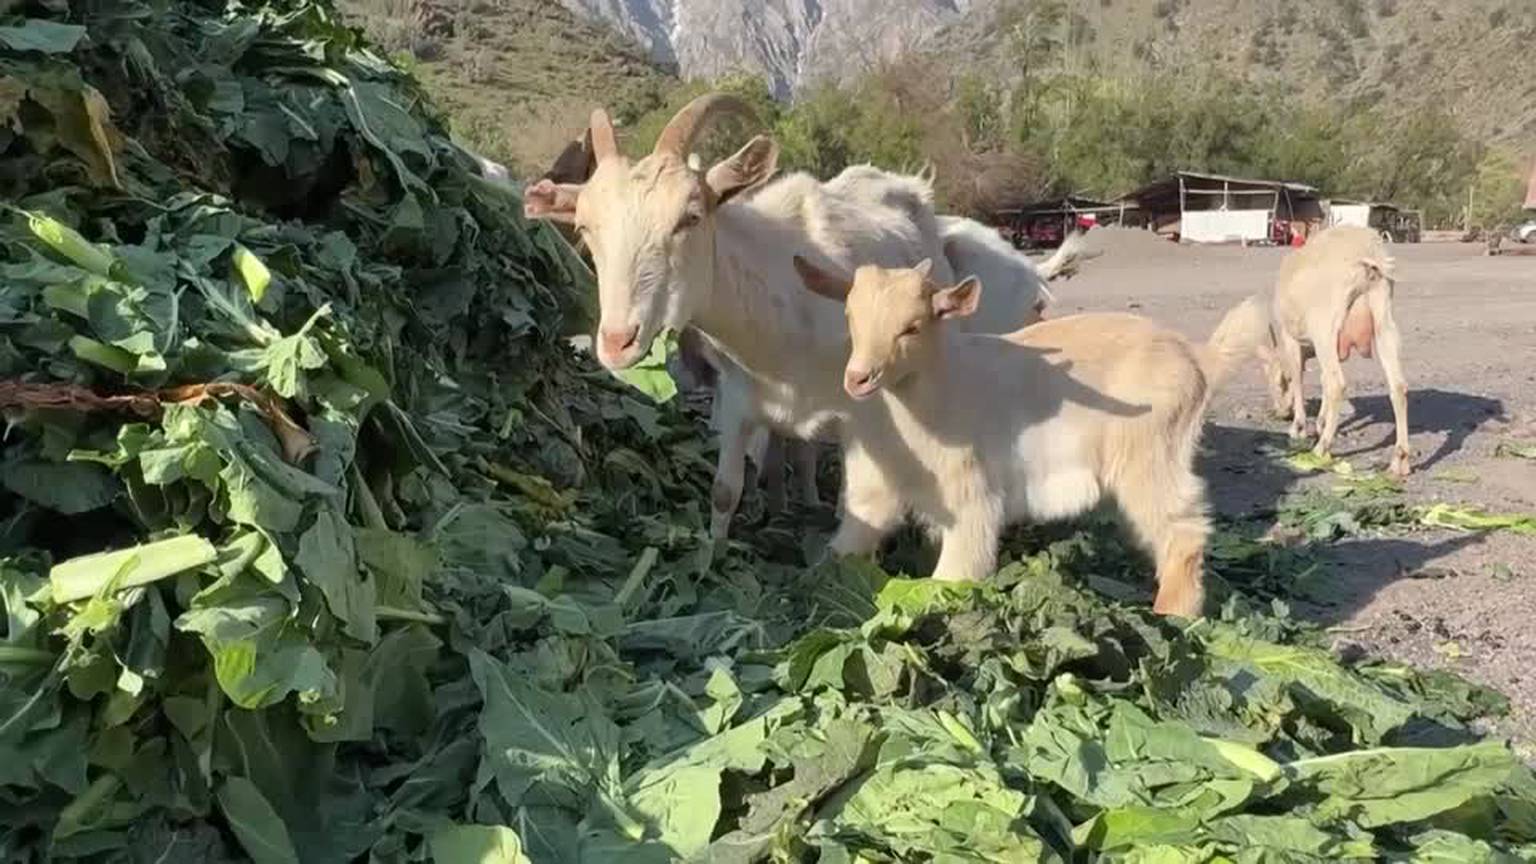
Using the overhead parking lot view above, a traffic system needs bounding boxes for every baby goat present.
[794,258,1268,618]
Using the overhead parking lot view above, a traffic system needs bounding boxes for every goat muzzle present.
[598,325,642,366]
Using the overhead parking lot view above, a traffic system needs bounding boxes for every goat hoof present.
[1388,451,1412,478]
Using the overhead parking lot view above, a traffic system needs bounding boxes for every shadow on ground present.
[1334,388,1507,472]
[1199,388,1504,628]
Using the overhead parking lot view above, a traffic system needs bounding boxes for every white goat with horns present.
[524,93,1090,540]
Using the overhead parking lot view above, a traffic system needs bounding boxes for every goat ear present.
[913,257,933,280]
[542,129,596,184]
[932,276,982,320]
[793,255,853,303]
[707,136,779,206]
[524,179,581,223]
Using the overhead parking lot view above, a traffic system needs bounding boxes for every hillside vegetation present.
[547,0,1536,149]
[338,0,674,176]
[343,0,1533,227]
[936,0,1536,147]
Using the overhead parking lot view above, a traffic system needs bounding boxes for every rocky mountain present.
[559,0,1536,143]
[558,0,979,99]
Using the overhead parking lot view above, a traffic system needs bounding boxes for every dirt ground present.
[1056,229,1536,747]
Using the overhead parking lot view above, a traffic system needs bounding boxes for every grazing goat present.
[522,94,1051,540]
[1257,225,1411,476]
[794,258,1268,618]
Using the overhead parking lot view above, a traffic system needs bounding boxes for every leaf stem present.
[375,605,446,626]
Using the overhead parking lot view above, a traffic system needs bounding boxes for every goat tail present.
[1198,294,1271,390]
[1360,254,1396,283]
[1035,231,1103,283]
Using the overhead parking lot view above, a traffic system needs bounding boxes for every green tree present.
[997,0,1067,143]
[775,85,861,176]
[955,74,1007,152]
[1466,147,1530,231]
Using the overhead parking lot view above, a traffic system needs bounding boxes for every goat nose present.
[844,368,871,391]
[599,325,640,359]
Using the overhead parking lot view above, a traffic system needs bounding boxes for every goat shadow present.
[1330,387,1507,473]
[1199,384,1509,627]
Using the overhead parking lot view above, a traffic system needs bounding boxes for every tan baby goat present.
[794,258,1268,617]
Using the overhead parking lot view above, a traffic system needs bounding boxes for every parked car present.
[1516,220,1536,244]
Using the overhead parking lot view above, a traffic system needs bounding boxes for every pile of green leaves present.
[1,2,1532,862]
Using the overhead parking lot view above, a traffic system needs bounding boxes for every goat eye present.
[899,323,921,338]
[674,212,701,234]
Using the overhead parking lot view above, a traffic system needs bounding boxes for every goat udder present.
[1336,301,1375,361]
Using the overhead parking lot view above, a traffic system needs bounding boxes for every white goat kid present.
[1258,225,1411,476]
[522,93,1046,541]
[667,207,1095,527]
[794,258,1268,618]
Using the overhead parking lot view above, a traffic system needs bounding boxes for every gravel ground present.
[1054,229,1536,747]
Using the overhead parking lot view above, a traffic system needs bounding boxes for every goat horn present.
[590,108,618,162]
[653,93,755,160]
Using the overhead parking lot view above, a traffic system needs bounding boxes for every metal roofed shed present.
[1325,199,1423,243]
[1117,171,1322,245]
[992,195,1136,250]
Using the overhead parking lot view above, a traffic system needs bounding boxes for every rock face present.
[558,0,977,98]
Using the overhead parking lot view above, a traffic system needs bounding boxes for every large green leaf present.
[296,508,375,644]
[217,777,301,864]
[1291,743,1520,828]
[175,596,337,710]
[468,649,623,812]
[0,20,86,54]
[1,460,118,515]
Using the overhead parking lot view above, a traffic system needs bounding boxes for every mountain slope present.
[340,0,674,175]
[559,0,1536,144]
